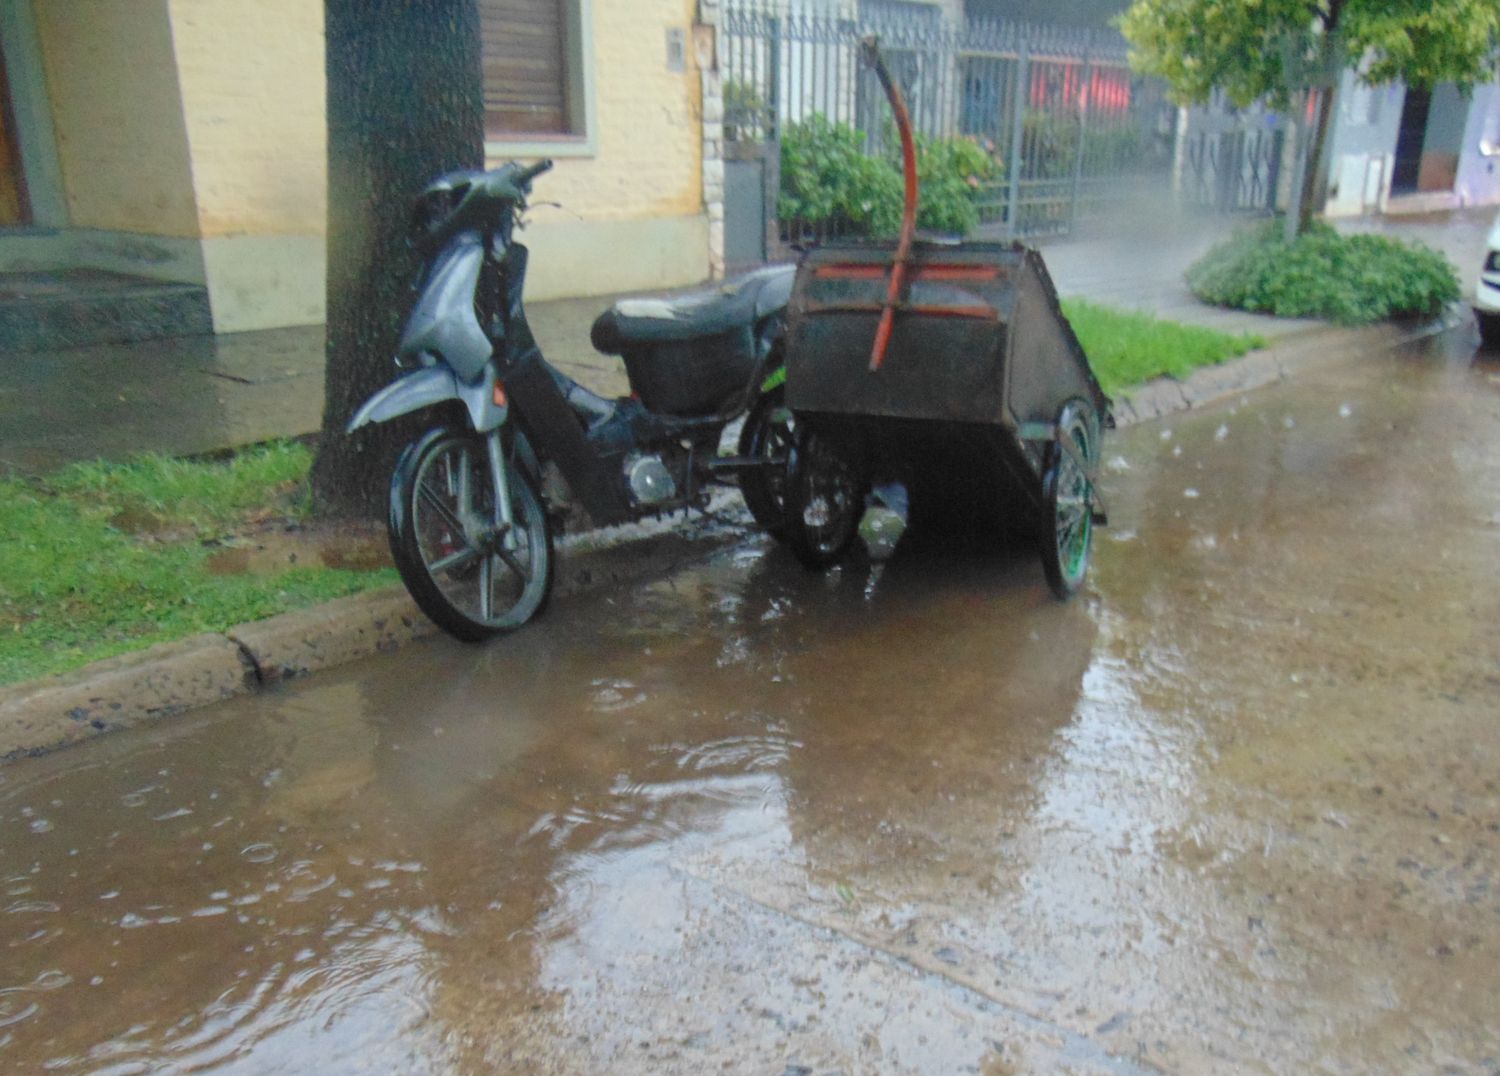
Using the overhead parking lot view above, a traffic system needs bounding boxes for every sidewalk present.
[1,205,1490,474]
[0,291,635,475]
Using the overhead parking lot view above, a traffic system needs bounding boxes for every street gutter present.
[0,310,1466,763]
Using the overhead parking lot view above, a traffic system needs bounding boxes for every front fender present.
[346,367,460,433]
[347,365,511,434]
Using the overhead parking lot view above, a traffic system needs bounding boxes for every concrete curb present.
[1110,315,1456,428]
[226,588,436,685]
[1,499,751,762]
[0,634,252,760]
[0,312,1463,763]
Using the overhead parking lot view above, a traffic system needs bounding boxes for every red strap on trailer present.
[860,36,917,374]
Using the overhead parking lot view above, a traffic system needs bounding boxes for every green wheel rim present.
[1053,407,1096,589]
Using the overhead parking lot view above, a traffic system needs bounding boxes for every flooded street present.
[4,329,1500,1073]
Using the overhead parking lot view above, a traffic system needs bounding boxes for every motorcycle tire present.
[782,423,866,570]
[1038,399,1100,600]
[736,386,794,539]
[389,426,554,641]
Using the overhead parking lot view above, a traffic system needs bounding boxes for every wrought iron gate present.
[718,0,1177,243]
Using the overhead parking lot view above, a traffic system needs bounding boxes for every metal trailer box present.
[784,238,1110,523]
[785,238,1108,438]
[772,36,1110,595]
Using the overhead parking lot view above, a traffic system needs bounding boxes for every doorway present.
[1390,87,1431,195]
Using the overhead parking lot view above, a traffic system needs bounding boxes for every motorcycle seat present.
[590,264,794,354]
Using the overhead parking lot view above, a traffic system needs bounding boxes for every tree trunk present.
[1295,81,1338,236]
[311,0,484,518]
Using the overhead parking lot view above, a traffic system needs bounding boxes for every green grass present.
[1061,298,1265,397]
[0,442,396,687]
[45,440,315,531]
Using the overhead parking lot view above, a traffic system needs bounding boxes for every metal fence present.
[719,0,1178,242]
[1177,93,1292,214]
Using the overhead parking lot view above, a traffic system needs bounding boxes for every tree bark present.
[311,0,484,518]
[1295,81,1338,235]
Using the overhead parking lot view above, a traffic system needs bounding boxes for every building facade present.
[488,0,716,298]
[0,0,720,338]
[1325,72,1500,217]
[0,0,326,334]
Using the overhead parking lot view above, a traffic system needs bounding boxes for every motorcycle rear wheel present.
[390,426,554,641]
[737,386,794,538]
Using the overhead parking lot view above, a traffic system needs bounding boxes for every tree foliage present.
[1119,0,1500,109]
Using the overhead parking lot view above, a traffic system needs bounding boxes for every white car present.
[1477,210,1500,347]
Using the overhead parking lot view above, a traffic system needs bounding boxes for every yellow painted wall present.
[33,0,692,318]
[498,0,703,224]
[168,0,327,238]
[33,0,200,236]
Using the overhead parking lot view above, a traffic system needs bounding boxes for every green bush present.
[1187,222,1461,325]
[779,115,905,236]
[912,132,995,235]
[778,115,997,238]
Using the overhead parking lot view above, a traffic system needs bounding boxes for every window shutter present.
[481,0,571,136]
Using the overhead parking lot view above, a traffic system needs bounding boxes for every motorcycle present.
[346,159,796,641]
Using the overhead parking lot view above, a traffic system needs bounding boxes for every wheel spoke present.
[495,544,530,581]
[418,481,472,545]
[478,553,493,622]
[456,447,472,516]
[429,546,481,575]
[1057,522,1082,554]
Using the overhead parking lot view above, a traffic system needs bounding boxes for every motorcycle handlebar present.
[517,158,554,186]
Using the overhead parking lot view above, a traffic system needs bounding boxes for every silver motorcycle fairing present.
[345,364,509,434]
[398,231,492,382]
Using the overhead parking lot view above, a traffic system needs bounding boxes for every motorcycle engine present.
[625,452,677,506]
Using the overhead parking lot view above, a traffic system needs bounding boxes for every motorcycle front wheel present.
[389,426,554,641]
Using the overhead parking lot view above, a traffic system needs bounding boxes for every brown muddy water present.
[3,330,1499,1073]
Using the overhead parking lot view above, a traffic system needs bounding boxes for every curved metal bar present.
[859,35,918,373]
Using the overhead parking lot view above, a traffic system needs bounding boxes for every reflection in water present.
[2,329,1499,1071]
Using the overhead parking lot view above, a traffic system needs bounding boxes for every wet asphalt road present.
[3,328,1499,1073]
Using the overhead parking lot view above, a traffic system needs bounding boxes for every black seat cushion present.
[590,265,793,354]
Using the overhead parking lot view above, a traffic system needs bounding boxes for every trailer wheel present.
[1039,400,1100,599]
[783,424,865,570]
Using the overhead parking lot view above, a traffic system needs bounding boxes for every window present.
[480,0,594,154]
